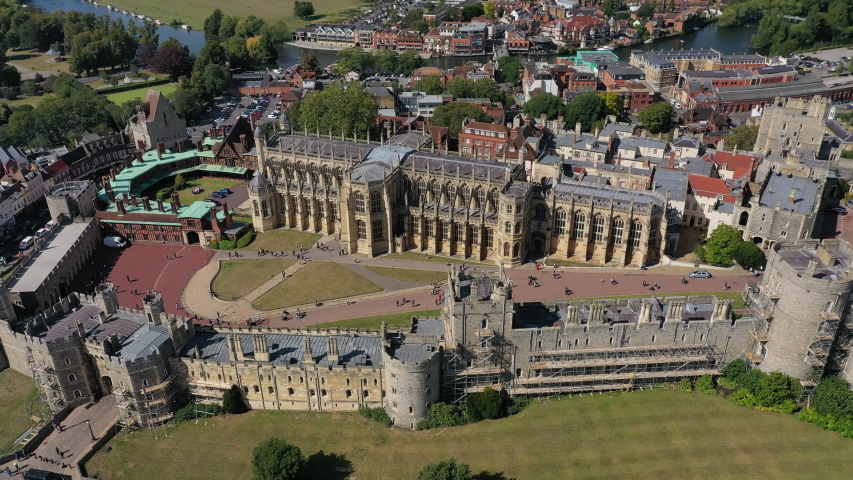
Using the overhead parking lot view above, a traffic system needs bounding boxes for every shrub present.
[252,437,305,480]
[813,377,853,418]
[427,402,467,427]
[754,371,799,408]
[358,406,392,427]
[717,377,738,389]
[799,409,853,438]
[695,375,716,394]
[156,187,173,200]
[218,239,236,250]
[729,388,758,408]
[506,395,529,415]
[208,240,219,249]
[680,378,693,392]
[172,403,222,423]
[722,359,749,383]
[236,231,255,248]
[738,368,766,395]
[222,385,247,414]
[465,387,504,421]
[173,173,188,190]
[417,458,473,480]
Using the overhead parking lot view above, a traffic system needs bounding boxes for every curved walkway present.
[181,234,755,328]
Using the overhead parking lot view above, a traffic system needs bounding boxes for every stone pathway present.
[181,233,755,328]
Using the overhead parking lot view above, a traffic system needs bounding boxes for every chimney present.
[254,335,270,362]
[170,192,180,213]
[156,198,165,212]
[590,302,606,324]
[123,156,133,169]
[116,199,126,215]
[142,196,151,211]
[130,195,138,208]
[109,165,117,180]
[240,134,248,150]
[135,150,144,164]
[156,148,162,160]
[208,128,216,139]
[98,311,107,324]
[157,141,165,156]
[804,260,818,278]
[575,121,582,136]
[669,150,675,168]
[136,140,145,150]
[122,192,129,203]
[302,337,315,365]
[107,188,115,202]
[194,345,201,359]
[175,141,183,153]
[102,176,111,190]
[223,202,232,226]
[327,338,340,364]
[196,139,204,151]
[787,187,797,204]
[639,300,652,323]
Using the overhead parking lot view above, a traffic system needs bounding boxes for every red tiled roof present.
[688,174,731,197]
[702,150,760,180]
[43,160,69,176]
[462,122,509,134]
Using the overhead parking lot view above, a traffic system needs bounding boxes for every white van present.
[103,236,128,248]
[18,236,34,250]
[34,228,49,239]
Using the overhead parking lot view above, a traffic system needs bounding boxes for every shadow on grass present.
[300,450,352,480]
[473,472,515,480]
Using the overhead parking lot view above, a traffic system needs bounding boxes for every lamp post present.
[85,420,95,442]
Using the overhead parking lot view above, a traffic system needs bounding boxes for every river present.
[29,0,760,68]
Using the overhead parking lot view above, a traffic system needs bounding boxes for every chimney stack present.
[223,202,232,226]
[130,195,138,208]
[109,165,117,180]
[302,337,315,365]
[196,139,204,151]
[142,196,151,211]
[136,140,145,150]
[123,156,133,169]
[116,199,126,215]
[805,260,818,278]
[327,338,340,364]
[787,187,797,204]
[170,192,180,213]
[156,198,165,212]
[669,150,675,168]
[135,150,144,164]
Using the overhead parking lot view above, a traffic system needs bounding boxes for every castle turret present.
[254,334,270,362]
[143,291,165,326]
[382,339,440,430]
[248,171,276,232]
[95,283,118,315]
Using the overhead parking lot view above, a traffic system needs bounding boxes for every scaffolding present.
[113,374,177,431]
[442,325,513,405]
[513,344,721,395]
[189,379,230,419]
[28,356,64,414]
[800,312,842,399]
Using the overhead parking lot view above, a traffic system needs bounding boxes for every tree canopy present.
[294,82,379,138]
[731,240,765,269]
[523,93,564,120]
[700,224,743,267]
[727,125,759,152]
[413,75,445,95]
[814,377,853,419]
[222,385,247,414]
[251,438,305,480]
[496,55,522,85]
[294,1,315,21]
[564,92,607,133]
[431,102,493,137]
[638,101,675,134]
[300,53,321,72]
[417,458,473,480]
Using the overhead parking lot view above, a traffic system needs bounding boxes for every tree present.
[294,1,316,20]
[599,91,623,118]
[200,64,231,99]
[702,224,742,266]
[204,9,224,35]
[695,375,717,394]
[669,0,676,11]
[19,80,38,96]
[754,371,798,407]
[465,387,504,421]
[497,55,522,85]
[219,15,240,38]
[638,101,675,134]
[262,21,290,44]
[727,124,759,152]
[398,49,425,74]
[173,173,188,190]
[331,47,375,75]
[413,75,444,95]
[636,3,655,18]
[564,92,606,133]
[296,82,378,138]
[169,87,205,120]
[445,77,475,99]
[300,53,320,72]
[377,49,399,73]
[462,3,485,21]
[222,385,247,414]
[602,0,624,17]
[149,45,194,80]
[252,438,305,480]
[431,102,492,137]
[225,36,253,71]
[484,1,497,19]
[813,377,853,419]
[424,1,436,11]
[417,458,473,480]
[403,9,425,27]
[523,93,563,120]
[722,359,750,383]
[731,241,765,269]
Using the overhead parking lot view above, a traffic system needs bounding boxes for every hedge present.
[96,78,170,95]
[219,240,235,250]
[156,187,173,200]
[236,231,255,248]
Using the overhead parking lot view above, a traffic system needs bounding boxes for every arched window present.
[64,358,71,366]
[268,386,274,394]
[554,209,567,235]
[514,222,521,234]
[73,390,82,398]
[370,191,381,213]
[354,192,365,213]
[477,188,487,209]
[593,215,605,242]
[346,390,352,398]
[321,389,328,397]
[504,221,512,234]
[574,213,585,239]
[484,228,494,248]
[481,318,488,329]
[356,220,367,239]
[288,388,295,396]
[512,242,521,258]
[534,204,547,220]
[611,218,624,244]
[649,219,659,244]
[253,385,260,394]
[739,211,749,226]
[68,374,77,382]
[346,378,351,386]
[363,390,370,398]
[503,242,510,257]
[629,220,643,247]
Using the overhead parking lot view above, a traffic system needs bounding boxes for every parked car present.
[103,236,128,248]
[18,236,34,250]
[211,192,225,198]
[205,199,221,206]
[34,228,49,239]
[219,188,232,195]
[825,206,847,214]
[688,270,712,279]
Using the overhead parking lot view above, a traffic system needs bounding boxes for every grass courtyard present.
[83,389,853,480]
[381,251,489,266]
[175,178,243,207]
[0,369,44,453]
[315,309,442,330]
[251,262,382,310]
[5,49,71,74]
[104,83,177,105]
[100,0,368,29]
[363,265,447,284]
[211,259,296,300]
[238,228,321,252]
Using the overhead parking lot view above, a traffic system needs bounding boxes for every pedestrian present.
[56,447,61,457]
[396,300,399,307]
[125,275,130,282]
[165,255,169,261]
[601,277,604,283]
[135,304,139,309]
[176,303,179,309]
[346,298,350,305]
[282,271,286,278]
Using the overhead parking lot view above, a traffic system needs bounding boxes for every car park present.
[205,199,221,206]
[688,270,712,279]
[211,192,224,198]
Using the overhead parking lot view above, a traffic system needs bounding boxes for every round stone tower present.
[382,342,441,430]
[759,241,853,382]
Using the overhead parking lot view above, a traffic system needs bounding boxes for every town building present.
[128,90,187,151]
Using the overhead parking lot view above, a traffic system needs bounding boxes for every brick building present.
[128,90,187,151]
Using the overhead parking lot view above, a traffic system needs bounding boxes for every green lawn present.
[1,93,49,108]
[381,251,489,266]
[5,49,71,74]
[104,83,177,104]
[101,0,368,29]
[0,369,44,453]
[83,389,853,480]
[363,265,448,284]
[211,259,296,300]
[573,291,745,309]
[315,309,442,330]
[175,178,243,207]
[238,228,321,252]
[252,262,382,310]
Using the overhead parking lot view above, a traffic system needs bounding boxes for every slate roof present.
[759,172,820,214]
[778,247,852,281]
